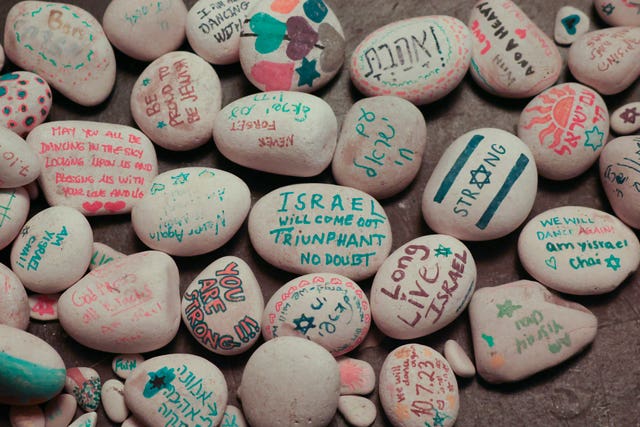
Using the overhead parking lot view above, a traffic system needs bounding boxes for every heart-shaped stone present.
[271,0,300,14]
[250,60,295,90]
[554,6,589,45]
[286,16,318,60]
[249,12,287,54]
[303,0,328,23]
[318,23,345,72]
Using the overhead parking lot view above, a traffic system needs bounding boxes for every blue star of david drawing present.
[434,244,452,258]
[584,126,604,152]
[601,3,615,15]
[292,313,316,334]
[469,164,492,189]
[604,254,621,271]
[171,172,190,185]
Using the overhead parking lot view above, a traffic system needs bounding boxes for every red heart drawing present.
[104,200,126,212]
[515,28,527,39]
[250,60,295,91]
[82,201,103,213]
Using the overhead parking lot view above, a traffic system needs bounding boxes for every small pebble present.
[0,71,52,136]
[9,405,45,427]
[65,367,101,412]
[67,412,96,427]
[594,0,640,26]
[554,6,589,46]
[28,293,59,321]
[0,263,29,330]
[102,379,129,423]
[610,102,640,135]
[0,127,40,189]
[221,405,247,427]
[112,354,145,379]
[443,340,476,378]
[337,357,376,395]
[43,393,76,427]
[600,136,640,229]
[338,395,377,427]
[121,416,145,427]
[0,187,29,251]
[88,242,125,271]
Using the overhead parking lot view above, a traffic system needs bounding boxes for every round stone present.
[610,102,640,135]
[0,71,52,136]
[600,136,640,229]
[337,357,376,396]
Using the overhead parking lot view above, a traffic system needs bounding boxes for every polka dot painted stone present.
[64,367,101,412]
[0,187,29,251]
[0,71,51,136]
[600,136,640,229]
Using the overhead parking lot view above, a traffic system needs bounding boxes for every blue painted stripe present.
[433,134,484,203]
[475,154,530,230]
[0,352,66,404]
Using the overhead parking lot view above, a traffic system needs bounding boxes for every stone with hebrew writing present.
[594,0,640,27]
[57,251,181,353]
[337,357,376,395]
[379,343,458,427]
[553,6,589,46]
[213,91,337,177]
[238,0,345,93]
[568,27,640,95]
[43,393,77,427]
[112,354,145,380]
[130,51,222,151]
[3,1,116,106]
[26,121,158,216]
[469,280,598,383]
[0,263,29,330]
[467,0,562,98]
[600,137,640,229]
[610,102,640,135]
[182,256,263,356]
[28,292,59,321]
[517,83,609,181]
[103,0,187,62]
[0,187,29,251]
[0,127,40,189]
[421,128,537,241]
[518,206,640,295]
[0,71,52,136]
[371,235,476,340]
[124,353,227,427]
[9,405,45,427]
[332,96,427,199]
[132,167,251,256]
[350,16,471,106]
[248,183,393,280]
[102,379,129,423]
[10,206,93,294]
[65,366,101,412]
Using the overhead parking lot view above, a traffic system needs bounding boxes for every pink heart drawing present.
[251,60,295,91]
[515,28,527,39]
[104,200,126,212]
[286,16,319,60]
[82,201,103,213]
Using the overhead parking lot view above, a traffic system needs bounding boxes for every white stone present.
[444,340,476,378]
[112,354,145,379]
[9,405,45,427]
[102,379,129,423]
[28,293,59,321]
[213,91,337,177]
[221,405,247,427]
[337,357,376,395]
[610,102,640,135]
[0,71,52,136]
[88,242,124,271]
[594,0,640,27]
[0,263,29,330]
[131,167,251,256]
[4,1,116,106]
[554,6,589,46]
[121,416,145,427]
[0,127,40,189]
[67,412,96,427]
[600,136,640,229]
[64,367,101,412]
[338,395,377,427]
[0,187,29,251]
[43,393,77,427]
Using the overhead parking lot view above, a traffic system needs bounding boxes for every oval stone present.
[248,183,393,280]
[421,128,537,241]
[350,16,471,105]
[182,256,264,355]
[379,344,459,427]
[0,71,52,136]
[518,206,640,295]
[610,102,640,136]
[600,136,640,229]
[0,127,40,189]
[112,354,145,380]
[371,235,476,339]
[263,273,371,356]
[213,91,337,177]
[337,357,376,395]
[58,251,181,353]
[468,0,562,98]
[443,340,475,378]
[0,324,66,405]
[130,51,222,151]
[132,167,251,256]
[338,396,377,427]
[0,263,29,330]
[43,393,77,427]
[10,206,93,294]
[103,0,187,61]
[67,412,96,427]
[4,1,116,106]
[332,96,427,199]
[64,367,101,412]
[102,379,128,423]
[518,83,609,180]
[124,354,227,427]
[594,0,640,27]
[238,0,345,93]
[0,187,29,251]
[28,293,59,321]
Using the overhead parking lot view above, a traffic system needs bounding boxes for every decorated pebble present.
[371,235,476,339]
[213,91,337,177]
[469,280,598,383]
[130,51,222,151]
[568,27,640,95]
[0,187,29,251]
[4,1,116,106]
[64,367,101,412]
[102,379,129,423]
[443,340,475,378]
[26,121,158,216]
[263,273,371,356]
[350,16,471,105]
[124,354,227,427]
[102,0,187,61]
[58,251,181,353]
[43,393,77,427]
[9,405,45,427]
[421,128,537,241]
[332,96,427,199]
[594,0,640,27]
[0,263,29,330]
[182,256,264,355]
[222,405,247,427]
[338,395,377,427]
[10,206,93,294]
[238,336,340,427]
[600,136,640,229]
[337,357,376,395]
[610,102,640,135]
[88,242,124,271]
[0,324,66,405]
[28,293,59,321]
[112,354,145,380]
[132,167,250,256]
[518,206,640,295]
[517,83,609,180]
[0,127,40,189]
[0,71,52,136]
[238,0,345,92]
[379,344,458,427]
[67,412,96,427]
[553,6,589,46]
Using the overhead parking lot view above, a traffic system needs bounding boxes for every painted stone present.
[102,0,187,61]
[27,121,158,216]
[0,187,29,251]
[43,393,77,427]
[186,0,256,64]
[469,280,598,383]
[3,1,116,106]
[468,0,562,98]
[221,405,247,427]
[0,127,40,189]
[9,405,45,427]
[88,242,124,271]
[213,91,338,177]
[10,206,93,294]
[102,379,129,423]
[610,102,640,135]
[600,136,640,229]
[238,336,340,427]
[332,96,427,199]
[337,357,376,395]
[0,324,66,405]
[518,206,640,295]
[263,273,371,356]
[64,367,101,412]
[131,167,251,256]
[421,128,537,241]
[350,16,471,105]
[594,0,640,27]
[0,71,52,136]
[379,344,458,427]
[238,0,345,93]
[568,27,640,95]
[338,395,377,427]
[443,340,476,378]
[112,354,145,380]
[58,251,181,353]
[28,293,59,321]
[0,263,29,330]
[130,51,222,151]
[517,83,609,180]
[554,6,589,46]
[371,235,476,339]
[67,412,96,427]
[124,354,227,427]
[182,256,264,355]
[249,183,393,280]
